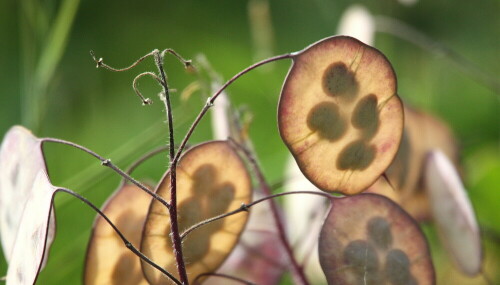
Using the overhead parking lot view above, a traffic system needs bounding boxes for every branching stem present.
[132,72,161,105]
[161,48,193,70]
[90,50,156,72]
[42,138,170,210]
[228,139,311,285]
[55,188,181,285]
[154,50,189,284]
[92,49,294,284]
[193,272,256,285]
[173,53,293,164]
[181,190,335,240]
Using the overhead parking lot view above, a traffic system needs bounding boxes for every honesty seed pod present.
[278,36,403,195]
[425,150,482,276]
[140,140,252,284]
[367,106,459,221]
[319,194,435,285]
[84,183,152,285]
[0,126,57,285]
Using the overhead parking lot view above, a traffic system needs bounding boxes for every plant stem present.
[55,188,181,285]
[41,138,170,210]
[229,140,310,285]
[56,119,167,209]
[132,72,160,105]
[90,50,156,72]
[181,190,335,239]
[193,272,256,285]
[173,53,293,165]
[154,50,189,284]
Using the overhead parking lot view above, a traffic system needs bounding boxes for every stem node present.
[206,97,214,107]
[142,98,153,105]
[240,203,249,212]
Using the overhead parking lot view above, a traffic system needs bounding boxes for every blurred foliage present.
[0,0,498,284]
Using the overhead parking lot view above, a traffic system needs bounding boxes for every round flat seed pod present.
[84,183,152,285]
[318,193,435,285]
[367,106,459,221]
[425,150,481,276]
[0,126,54,263]
[0,126,57,284]
[141,141,252,284]
[278,36,403,195]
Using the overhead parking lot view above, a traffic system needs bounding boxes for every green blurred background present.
[0,0,498,284]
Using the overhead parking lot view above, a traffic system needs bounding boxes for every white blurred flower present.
[337,4,375,45]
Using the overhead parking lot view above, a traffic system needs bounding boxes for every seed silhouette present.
[385,249,417,285]
[343,240,381,285]
[352,94,379,139]
[337,140,376,171]
[140,141,252,284]
[307,102,347,141]
[322,62,359,100]
[278,36,403,195]
[367,217,393,250]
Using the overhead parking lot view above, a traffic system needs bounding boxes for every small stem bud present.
[159,92,166,102]
[96,58,103,68]
[206,97,214,107]
[240,203,249,212]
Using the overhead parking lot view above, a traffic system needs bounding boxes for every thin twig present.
[161,48,193,70]
[193,272,256,285]
[55,188,181,285]
[228,138,310,285]
[42,138,170,210]
[132,72,161,105]
[92,50,293,284]
[90,49,156,72]
[181,190,335,240]
[154,50,189,284]
[173,53,293,165]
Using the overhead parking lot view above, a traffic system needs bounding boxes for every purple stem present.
[41,138,170,210]
[230,140,310,285]
[172,53,293,165]
[154,50,189,284]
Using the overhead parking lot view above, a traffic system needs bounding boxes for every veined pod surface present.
[278,36,403,195]
[141,140,252,284]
